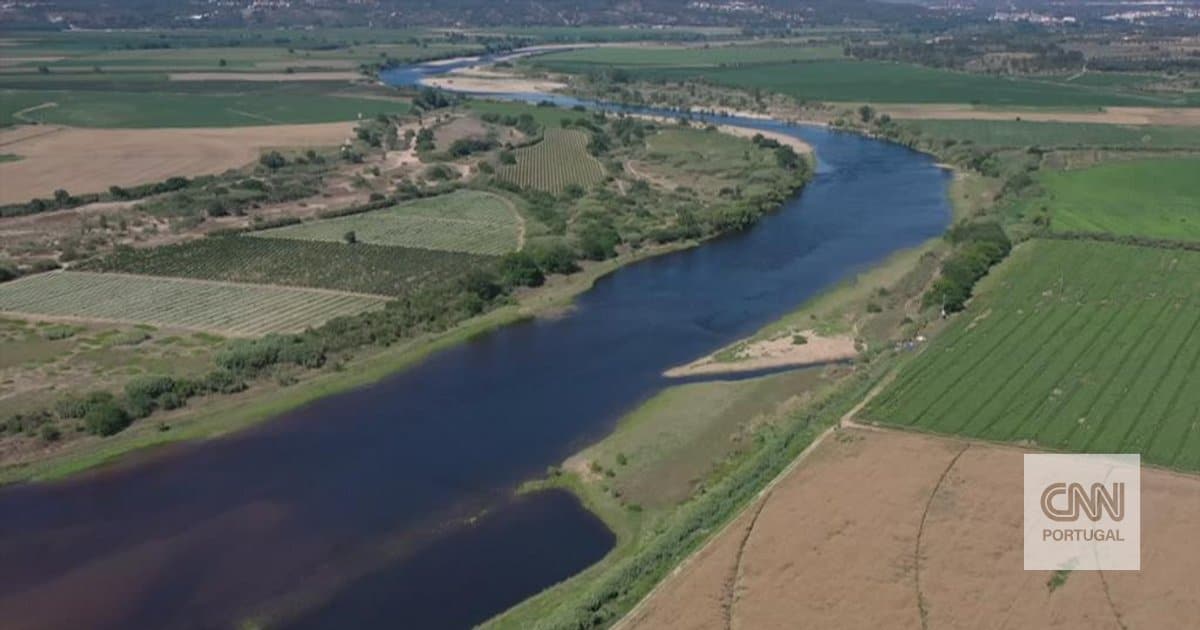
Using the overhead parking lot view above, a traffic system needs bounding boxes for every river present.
[0,55,951,629]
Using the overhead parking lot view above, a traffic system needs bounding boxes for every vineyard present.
[251,190,522,255]
[863,239,1200,471]
[81,237,497,297]
[0,271,386,336]
[495,128,605,194]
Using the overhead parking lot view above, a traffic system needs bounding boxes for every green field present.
[252,190,521,255]
[1,88,410,127]
[532,53,1194,106]
[529,43,843,68]
[81,237,495,296]
[904,119,1200,149]
[864,239,1200,471]
[496,128,606,193]
[1026,158,1200,241]
[0,271,386,335]
[639,127,796,196]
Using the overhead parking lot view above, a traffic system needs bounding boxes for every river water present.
[0,56,951,629]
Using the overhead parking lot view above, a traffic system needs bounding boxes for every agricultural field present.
[903,119,1200,149]
[533,53,1196,107]
[624,428,1200,630]
[526,43,843,69]
[0,271,386,336]
[495,128,605,194]
[1023,158,1200,241]
[251,190,522,255]
[1,88,410,127]
[863,239,1200,471]
[0,122,354,205]
[81,236,496,297]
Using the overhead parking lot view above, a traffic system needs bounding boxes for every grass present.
[251,190,521,255]
[863,239,1200,472]
[80,236,496,297]
[534,54,1191,106]
[495,128,605,194]
[1,88,410,127]
[572,369,827,509]
[904,120,1200,150]
[0,271,386,336]
[639,127,794,196]
[1027,158,1200,241]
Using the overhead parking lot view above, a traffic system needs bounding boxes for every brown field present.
[0,123,354,204]
[622,428,1200,630]
[167,71,363,82]
[880,104,1200,126]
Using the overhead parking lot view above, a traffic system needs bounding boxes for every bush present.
[84,402,131,437]
[498,252,545,288]
[528,242,580,275]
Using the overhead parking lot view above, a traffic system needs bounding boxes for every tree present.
[343,231,357,244]
[53,189,71,205]
[858,104,875,123]
[498,252,544,288]
[219,58,228,67]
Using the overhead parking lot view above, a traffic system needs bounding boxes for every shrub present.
[498,252,545,288]
[84,402,131,437]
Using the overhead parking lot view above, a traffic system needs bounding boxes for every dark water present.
[0,58,951,630]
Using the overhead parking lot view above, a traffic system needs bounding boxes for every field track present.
[0,122,354,204]
[622,427,1200,630]
[0,271,386,336]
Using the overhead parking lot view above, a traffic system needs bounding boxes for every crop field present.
[251,190,521,255]
[1028,158,1200,241]
[526,43,843,68]
[2,89,410,127]
[81,237,495,297]
[863,239,1200,471]
[532,54,1195,107]
[0,271,386,336]
[626,428,1200,630]
[495,128,605,194]
[904,119,1200,149]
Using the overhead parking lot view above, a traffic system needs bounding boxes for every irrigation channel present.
[0,53,952,629]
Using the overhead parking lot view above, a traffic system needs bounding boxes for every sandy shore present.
[664,330,855,377]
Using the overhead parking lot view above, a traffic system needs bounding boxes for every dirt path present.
[11,101,58,123]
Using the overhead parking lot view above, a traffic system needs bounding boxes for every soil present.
[0,122,355,204]
[622,428,1200,630]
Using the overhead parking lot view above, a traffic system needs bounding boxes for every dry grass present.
[881,104,1200,126]
[623,428,1200,630]
[0,122,354,204]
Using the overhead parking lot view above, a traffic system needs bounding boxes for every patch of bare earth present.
[881,104,1200,126]
[0,123,354,204]
[622,428,1200,630]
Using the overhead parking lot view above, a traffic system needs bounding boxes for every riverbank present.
[0,240,694,485]
[484,148,985,629]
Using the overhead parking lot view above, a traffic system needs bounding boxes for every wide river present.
[0,55,951,629]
